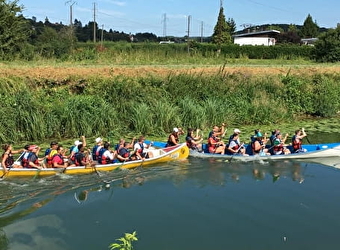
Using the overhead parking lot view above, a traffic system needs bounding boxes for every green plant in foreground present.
[109,231,138,250]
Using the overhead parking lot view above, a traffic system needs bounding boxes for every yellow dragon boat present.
[0,143,189,178]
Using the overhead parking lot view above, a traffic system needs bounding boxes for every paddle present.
[227,144,244,163]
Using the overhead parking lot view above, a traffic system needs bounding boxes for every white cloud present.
[100,0,127,6]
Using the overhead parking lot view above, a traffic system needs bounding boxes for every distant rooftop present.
[233,30,281,38]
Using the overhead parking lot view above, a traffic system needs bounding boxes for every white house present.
[233,30,280,46]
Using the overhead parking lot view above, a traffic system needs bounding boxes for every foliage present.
[0,71,339,144]
[212,7,232,46]
[35,26,76,58]
[313,26,340,62]
[109,231,138,250]
[300,14,319,38]
[0,0,30,60]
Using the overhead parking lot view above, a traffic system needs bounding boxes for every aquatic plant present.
[109,231,138,250]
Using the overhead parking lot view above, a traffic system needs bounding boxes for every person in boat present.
[186,128,203,152]
[251,132,270,156]
[292,128,307,153]
[272,133,291,155]
[22,145,43,169]
[45,141,59,168]
[74,144,95,168]
[97,141,115,165]
[228,128,241,145]
[91,137,103,162]
[133,136,154,160]
[227,133,248,156]
[114,137,136,154]
[166,127,182,147]
[52,145,69,168]
[250,129,261,143]
[208,123,226,139]
[1,144,24,173]
[21,144,31,167]
[270,129,280,146]
[68,136,87,165]
[208,131,226,154]
[117,142,135,162]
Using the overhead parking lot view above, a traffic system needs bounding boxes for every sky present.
[19,0,340,37]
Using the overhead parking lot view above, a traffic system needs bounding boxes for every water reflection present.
[0,158,339,249]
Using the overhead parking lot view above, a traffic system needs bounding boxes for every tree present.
[313,26,340,62]
[211,6,231,45]
[0,0,30,59]
[277,31,301,44]
[300,14,319,38]
[227,18,236,34]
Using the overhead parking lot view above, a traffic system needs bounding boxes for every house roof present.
[233,30,281,38]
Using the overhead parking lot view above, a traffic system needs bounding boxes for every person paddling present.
[1,144,24,174]
[292,128,307,153]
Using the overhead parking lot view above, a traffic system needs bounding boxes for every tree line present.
[0,0,339,62]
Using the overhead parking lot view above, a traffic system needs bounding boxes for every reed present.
[0,71,339,144]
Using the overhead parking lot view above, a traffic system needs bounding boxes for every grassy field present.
[1,60,340,79]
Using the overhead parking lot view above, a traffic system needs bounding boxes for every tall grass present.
[0,72,339,144]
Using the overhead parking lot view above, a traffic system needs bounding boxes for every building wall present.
[234,37,276,46]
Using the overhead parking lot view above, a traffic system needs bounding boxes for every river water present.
[1,155,340,250]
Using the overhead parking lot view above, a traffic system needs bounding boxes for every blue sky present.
[19,0,339,37]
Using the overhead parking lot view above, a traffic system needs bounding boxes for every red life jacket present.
[273,139,284,153]
[23,153,39,168]
[230,139,240,151]
[75,152,87,166]
[292,135,302,151]
[52,154,64,166]
[46,151,57,167]
[98,149,111,164]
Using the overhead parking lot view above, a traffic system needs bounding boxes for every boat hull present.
[147,140,340,161]
[0,143,189,178]
[189,142,340,161]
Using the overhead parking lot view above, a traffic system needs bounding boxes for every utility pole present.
[65,1,76,49]
[93,2,96,43]
[200,21,204,43]
[101,24,104,46]
[187,15,191,53]
[162,13,167,40]
[65,1,76,26]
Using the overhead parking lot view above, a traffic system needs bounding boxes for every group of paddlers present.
[1,125,308,175]
[1,135,154,174]
[166,124,307,156]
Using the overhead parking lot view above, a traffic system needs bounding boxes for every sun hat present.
[234,129,241,134]
[173,128,179,133]
[74,140,81,146]
[95,137,102,143]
